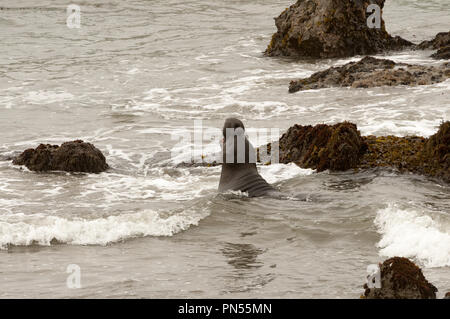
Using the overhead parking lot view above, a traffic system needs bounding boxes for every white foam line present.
[0,208,210,248]
[375,204,450,268]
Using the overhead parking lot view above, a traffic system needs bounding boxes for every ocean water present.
[0,0,449,298]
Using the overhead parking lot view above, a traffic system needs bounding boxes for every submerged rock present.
[417,31,450,50]
[363,257,437,299]
[0,153,16,161]
[265,0,412,59]
[275,122,367,172]
[13,140,109,173]
[175,161,220,168]
[416,31,450,60]
[288,56,450,93]
[431,46,450,60]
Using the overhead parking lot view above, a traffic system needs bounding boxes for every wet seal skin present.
[218,118,277,197]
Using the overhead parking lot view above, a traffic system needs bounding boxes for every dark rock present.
[263,120,449,182]
[12,140,109,173]
[417,31,450,50]
[431,45,450,59]
[416,31,450,60]
[359,135,427,171]
[289,56,450,93]
[265,0,413,59]
[275,122,367,172]
[360,121,450,183]
[421,121,450,182]
[444,292,450,299]
[363,257,437,299]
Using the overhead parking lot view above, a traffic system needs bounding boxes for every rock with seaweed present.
[363,257,437,299]
[275,121,367,171]
[265,0,412,59]
[360,121,450,183]
[288,56,450,93]
[13,140,109,173]
[261,121,450,183]
[358,135,427,171]
[420,121,450,182]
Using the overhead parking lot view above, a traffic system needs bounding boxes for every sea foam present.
[374,204,450,268]
[0,208,209,249]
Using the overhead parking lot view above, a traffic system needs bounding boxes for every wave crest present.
[375,204,450,268]
[0,208,209,249]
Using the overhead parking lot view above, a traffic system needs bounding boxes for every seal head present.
[218,118,275,197]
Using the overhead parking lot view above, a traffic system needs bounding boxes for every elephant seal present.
[218,118,277,197]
